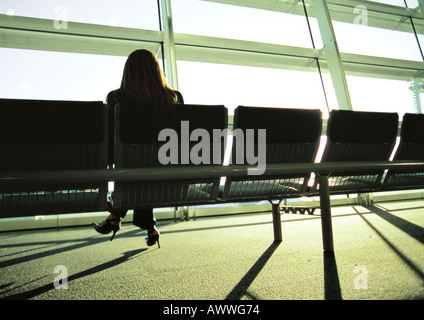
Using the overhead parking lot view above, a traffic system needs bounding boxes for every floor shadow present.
[370,204,424,244]
[1,249,146,300]
[323,251,342,300]
[0,237,107,269]
[0,275,51,297]
[225,242,281,300]
[353,207,424,283]
[0,227,143,268]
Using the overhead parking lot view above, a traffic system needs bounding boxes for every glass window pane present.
[320,72,339,114]
[405,0,420,8]
[172,0,315,48]
[367,0,407,7]
[177,59,328,116]
[368,0,419,7]
[346,75,416,117]
[0,0,159,30]
[307,16,324,49]
[413,17,424,58]
[331,11,422,61]
[0,48,126,101]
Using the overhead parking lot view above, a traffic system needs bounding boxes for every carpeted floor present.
[1,199,423,304]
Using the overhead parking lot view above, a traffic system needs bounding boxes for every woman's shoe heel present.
[146,233,160,248]
[145,226,160,248]
[92,218,121,241]
[110,229,118,241]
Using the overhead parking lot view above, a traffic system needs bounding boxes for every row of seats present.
[1,98,424,218]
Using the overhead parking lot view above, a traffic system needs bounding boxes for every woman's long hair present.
[118,49,179,122]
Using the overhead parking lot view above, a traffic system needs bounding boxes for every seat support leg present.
[271,202,282,242]
[318,174,334,252]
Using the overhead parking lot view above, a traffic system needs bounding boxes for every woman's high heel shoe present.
[92,219,121,241]
[145,228,160,248]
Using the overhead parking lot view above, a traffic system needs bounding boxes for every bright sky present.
[369,0,418,7]
[0,0,159,29]
[0,0,422,117]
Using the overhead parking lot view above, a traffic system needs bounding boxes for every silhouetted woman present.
[92,49,184,247]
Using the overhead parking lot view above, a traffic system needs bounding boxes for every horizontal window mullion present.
[0,14,163,43]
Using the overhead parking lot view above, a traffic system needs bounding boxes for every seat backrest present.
[319,109,399,194]
[0,99,108,216]
[222,106,322,201]
[176,103,229,166]
[393,113,424,161]
[381,113,424,191]
[232,106,323,164]
[115,103,228,168]
[0,98,107,171]
[323,110,398,163]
